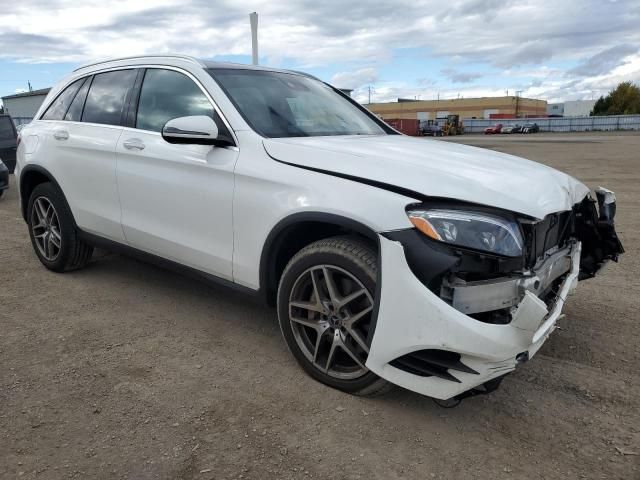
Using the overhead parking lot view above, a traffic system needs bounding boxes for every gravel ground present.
[1,132,638,479]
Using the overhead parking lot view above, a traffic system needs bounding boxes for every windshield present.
[207,68,386,138]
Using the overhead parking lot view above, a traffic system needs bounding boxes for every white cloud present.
[331,68,378,89]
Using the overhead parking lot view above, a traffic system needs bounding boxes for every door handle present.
[123,138,145,151]
[53,130,69,140]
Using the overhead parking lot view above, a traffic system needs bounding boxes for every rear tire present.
[277,236,392,397]
[27,182,93,272]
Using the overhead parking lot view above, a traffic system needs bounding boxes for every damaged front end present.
[381,188,623,401]
[575,187,624,279]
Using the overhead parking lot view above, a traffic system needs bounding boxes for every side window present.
[0,116,15,141]
[41,78,84,120]
[64,76,91,122]
[82,69,136,126]
[136,69,215,133]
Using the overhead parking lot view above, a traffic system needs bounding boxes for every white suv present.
[16,55,623,401]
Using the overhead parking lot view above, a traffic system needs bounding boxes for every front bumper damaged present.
[366,237,581,400]
[367,190,623,401]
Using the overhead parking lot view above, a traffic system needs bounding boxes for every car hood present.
[262,135,590,220]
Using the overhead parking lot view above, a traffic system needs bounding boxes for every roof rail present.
[74,54,205,72]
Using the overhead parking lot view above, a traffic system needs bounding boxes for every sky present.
[1,0,639,106]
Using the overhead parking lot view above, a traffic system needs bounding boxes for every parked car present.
[484,123,503,134]
[511,124,525,133]
[15,56,624,402]
[0,159,8,198]
[502,124,519,134]
[0,114,18,173]
[419,120,443,137]
[522,123,540,133]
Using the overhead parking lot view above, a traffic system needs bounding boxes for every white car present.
[15,55,623,401]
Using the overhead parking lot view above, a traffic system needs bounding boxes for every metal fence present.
[462,115,640,133]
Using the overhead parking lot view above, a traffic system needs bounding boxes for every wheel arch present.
[259,212,381,306]
[19,165,69,222]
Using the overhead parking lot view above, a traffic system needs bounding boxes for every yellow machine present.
[440,115,464,136]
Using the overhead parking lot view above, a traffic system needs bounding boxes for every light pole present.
[249,12,259,65]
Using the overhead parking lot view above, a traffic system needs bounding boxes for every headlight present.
[407,208,523,257]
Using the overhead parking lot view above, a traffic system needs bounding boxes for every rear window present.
[0,116,15,141]
[82,69,136,126]
[41,78,84,120]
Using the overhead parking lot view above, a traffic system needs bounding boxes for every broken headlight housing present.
[407,209,523,257]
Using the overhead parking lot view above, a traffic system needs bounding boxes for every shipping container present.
[385,118,420,136]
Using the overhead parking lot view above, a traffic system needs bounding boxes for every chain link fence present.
[462,115,640,133]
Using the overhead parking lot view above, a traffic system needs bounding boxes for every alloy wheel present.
[31,197,62,261]
[288,265,374,380]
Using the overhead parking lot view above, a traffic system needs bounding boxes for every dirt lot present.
[1,132,639,480]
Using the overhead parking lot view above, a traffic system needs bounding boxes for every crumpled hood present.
[263,135,590,219]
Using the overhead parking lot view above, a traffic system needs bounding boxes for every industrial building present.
[547,103,564,116]
[563,100,597,117]
[547,100,596,117]
[1,88,50,125]
[366,96,548,121]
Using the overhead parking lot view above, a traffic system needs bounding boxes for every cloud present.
[441,68,483,83]
[568,44,638,77]
[0,32,83,62]
[0,0,639,102]
[331,68,378,89]
[2,0,638,67]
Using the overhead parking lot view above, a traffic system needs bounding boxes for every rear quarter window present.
[41,78,85,120]
[64,77,91,122]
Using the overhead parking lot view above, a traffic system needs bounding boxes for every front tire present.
[27,182,93,272]
[277,237,392,397]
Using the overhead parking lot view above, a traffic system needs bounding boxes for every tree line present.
[591,82,640,116]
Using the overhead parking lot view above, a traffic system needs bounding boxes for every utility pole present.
[367,85,374,104]
[249,12,259,65]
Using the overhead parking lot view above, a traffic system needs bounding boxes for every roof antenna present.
[249,12,259,65]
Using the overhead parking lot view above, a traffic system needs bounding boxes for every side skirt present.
[77,230,262,300]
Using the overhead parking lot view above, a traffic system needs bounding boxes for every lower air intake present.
[389,349,479,383]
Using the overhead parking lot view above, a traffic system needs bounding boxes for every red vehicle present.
[484,123,503,134]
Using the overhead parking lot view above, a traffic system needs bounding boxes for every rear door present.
[41,69,137,241]
[0,116,17,173]
[115,67,238,279]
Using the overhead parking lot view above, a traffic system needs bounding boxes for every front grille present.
[390,349,479,383]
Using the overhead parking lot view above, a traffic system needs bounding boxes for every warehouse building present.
[563,100,596,117]
[1,88,51,125]
[366,96,547,121]
[546,100,596,117]
[547,103,564,117]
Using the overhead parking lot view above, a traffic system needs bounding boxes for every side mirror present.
[162,116,219,145]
